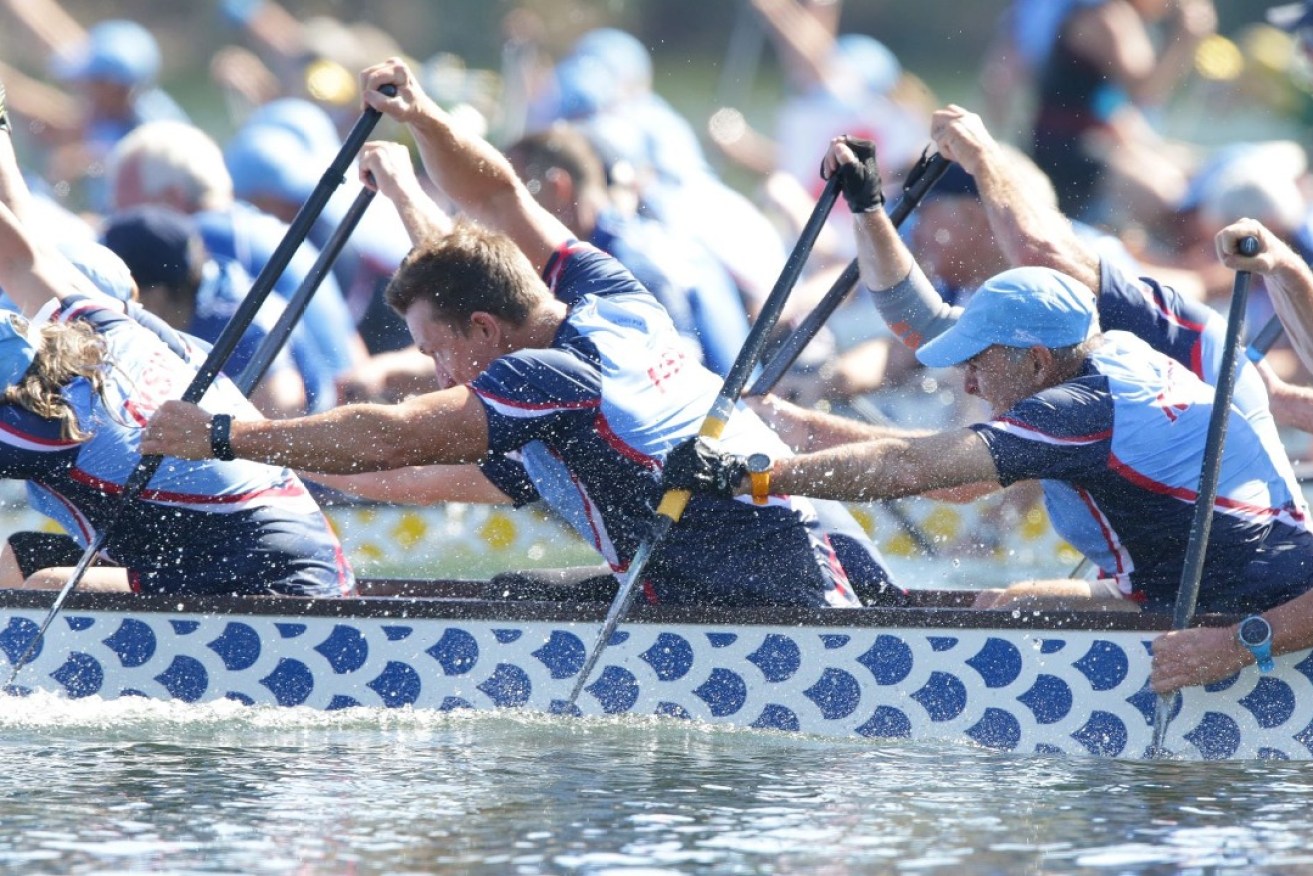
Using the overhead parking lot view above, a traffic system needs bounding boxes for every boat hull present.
[1,589,1308,761]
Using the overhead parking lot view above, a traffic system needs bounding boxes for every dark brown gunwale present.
[0,578,1236,633]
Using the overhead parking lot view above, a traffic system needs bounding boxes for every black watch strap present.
[209,413,236,461]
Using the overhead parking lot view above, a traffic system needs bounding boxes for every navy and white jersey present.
[1041,260,1308,588]
[469,243,865,608]
[1,294,354,597]
[974,331,1312,612]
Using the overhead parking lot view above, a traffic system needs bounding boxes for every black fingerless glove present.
[831,135,883,213]
[663,438,748,499]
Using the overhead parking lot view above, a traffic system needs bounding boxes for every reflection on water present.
[2,693,1312,874]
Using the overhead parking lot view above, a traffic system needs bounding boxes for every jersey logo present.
[646,349,688,393]
[1154,361,1191,423]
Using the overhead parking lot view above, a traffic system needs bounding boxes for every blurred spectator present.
[1028,0,1216,224]
[711,1,930,195]
[101,204,306,416]
[509,25,789,319]
[0,8,189,211]
[506,124,751,377]
[223,100,412,354]
[106,119,368,411]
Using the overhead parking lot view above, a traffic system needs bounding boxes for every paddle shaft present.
[1149,234,1259,753]
[1246,313,1283,364]
[565,176,843,706]
[3,92,392,687]
[237,187,376,394]
[747,152,953,397]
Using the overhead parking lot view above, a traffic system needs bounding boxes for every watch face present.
[746,453,772,474]
[1239,616,1271,647]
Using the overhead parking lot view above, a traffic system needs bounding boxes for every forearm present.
[974,155,1099,290]
[2,0,86,57]
[229,396,487,473]
[307,463,512,505]
[389,180,453,245]
[750,0,834,90]
[408,101,523,228]
[773,433,978,502]
[867,260,959,351]
[1262,367,1313,433]
[1264,256,1313,376]
[1262,591,1313,661]
[0,123,33,227]
[853,209,914,291]
[791,402,930,452]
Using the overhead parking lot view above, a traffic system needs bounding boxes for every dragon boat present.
[1,575,1308,762]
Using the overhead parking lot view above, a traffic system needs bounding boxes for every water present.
[2,693,1311,874]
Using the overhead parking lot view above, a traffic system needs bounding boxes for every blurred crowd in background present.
[0,0,1308,470]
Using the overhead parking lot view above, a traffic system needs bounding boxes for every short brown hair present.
[506,125,607,196]
[384,217,546,328]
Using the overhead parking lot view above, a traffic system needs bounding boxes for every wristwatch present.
[1237,615,1275,673]
[746,453,772,505]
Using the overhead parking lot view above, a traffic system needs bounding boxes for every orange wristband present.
[746,453,772,505]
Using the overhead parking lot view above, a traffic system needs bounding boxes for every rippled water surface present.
[2,693,1311,875]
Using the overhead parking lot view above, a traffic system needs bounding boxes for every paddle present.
[565,174,842,707]
[746,148,952,397]
[2,89,394,689]
[1148,234,1260,756]
[1246,313,1283,364]
[236,186,375,394]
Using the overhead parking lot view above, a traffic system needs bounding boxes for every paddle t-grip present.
[1238,236,1260,257]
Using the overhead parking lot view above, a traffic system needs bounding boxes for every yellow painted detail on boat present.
[848,506,875,537]
[392,511,429,548]
[479,512,518,551]
[921,507,961,542]
[1056,543,1082,565]
[882,532,918,558]
[1021,506,1050,541]
[356,543,386,563]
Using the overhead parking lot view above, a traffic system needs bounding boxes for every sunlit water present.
[1,692,1311,875]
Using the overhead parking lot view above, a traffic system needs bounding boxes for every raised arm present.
[822,136,958,351]
[0,102,105,313]
[357,140,453,246]
[1217,219,1313,375]
[930,104,1099,290]
[359,58,569,273]
[1066,0,1215,109]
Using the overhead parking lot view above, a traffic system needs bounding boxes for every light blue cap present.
[225,125,321,204]
[572,28,652,90]
[244,98,342,157]
[832,34,901,96]
[56,20,161,86]
[553,53,618,119]
[0,313,37,389]
[916,267,1097,367]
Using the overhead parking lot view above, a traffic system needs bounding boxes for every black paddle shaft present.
[1149,234,1259,754]
[237,187,376,394]
[747,150,952,397]
[3,89,394,686]
[1171,234,1260,629]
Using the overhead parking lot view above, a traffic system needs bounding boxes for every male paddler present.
[663,132,1313,620]
[142,58,903,609]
